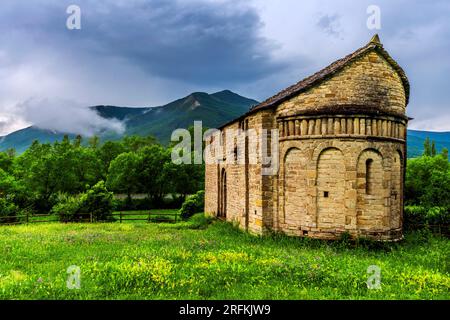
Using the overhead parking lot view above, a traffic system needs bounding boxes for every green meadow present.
[0,214,448,300]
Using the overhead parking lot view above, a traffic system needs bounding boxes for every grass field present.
[0,214,448,300]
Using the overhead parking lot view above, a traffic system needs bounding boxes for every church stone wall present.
[205,43,408,241]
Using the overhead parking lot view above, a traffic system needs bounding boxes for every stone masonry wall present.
[205,47,407,241]
[276,51,406,117]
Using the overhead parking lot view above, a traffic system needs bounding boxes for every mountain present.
[0,90,258,153]
[407,129,450,158]
[91,105,150,121]
[0,127,77,154]
[1,89,448,158]
[124,90,258,143]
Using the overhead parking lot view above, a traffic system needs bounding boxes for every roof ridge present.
[219,35,409,129]
[250,40,382,112]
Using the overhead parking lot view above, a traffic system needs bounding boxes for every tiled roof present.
[219,35,409,129]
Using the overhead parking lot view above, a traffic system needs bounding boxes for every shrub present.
[113,195,182,211]
[404,205,449,235]
[80,181,115,222]
[51,194,84,222]
[179,190,204,220]
[0,197,20,224]
[51,181,115,222]
[404,205,428,226]
[426,207,450,225]
[185,213,213,229]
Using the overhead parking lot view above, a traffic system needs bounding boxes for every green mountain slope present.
[91,105,150,121]
[407,129,450,158]
[125,90,258,143]
[1,90,449,158]
[0,127,76,154]
[0,90,258,152]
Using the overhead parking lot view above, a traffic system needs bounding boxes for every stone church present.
[204,35,409,241]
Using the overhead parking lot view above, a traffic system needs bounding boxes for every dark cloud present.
[0,0,285,85]
[0,0,450,134]
[0,0,287,135]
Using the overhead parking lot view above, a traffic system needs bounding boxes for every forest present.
[0,133,204,223]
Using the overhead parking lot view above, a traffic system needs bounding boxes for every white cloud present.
[14,98,125,137]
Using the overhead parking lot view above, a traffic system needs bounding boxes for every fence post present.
[90,212,93,223]
[120,211,122,223]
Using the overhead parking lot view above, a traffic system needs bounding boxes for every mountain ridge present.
[0,90,258,153]
[0,91,448,158]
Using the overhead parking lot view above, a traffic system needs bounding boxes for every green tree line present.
[0,134,204,217]
[405,138,449,229]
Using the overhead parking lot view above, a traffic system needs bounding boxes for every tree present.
[74,135,83,148]
[431,141,437,157]
[88,135,100,149]
[122,135,157,153]
[70,146,103,192]
[80,181,115,221]
[0,151,14,173]
[423,137,431,156]
[442,148,448,160]
[16,142,59,208]
[405,154,450,207]
[165,150,205,201]
[97,141,126,178]
[421,170,450,208]
[106,152,140,202]
[137,145,171,203]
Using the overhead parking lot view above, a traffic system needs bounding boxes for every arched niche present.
[316,147,346,230]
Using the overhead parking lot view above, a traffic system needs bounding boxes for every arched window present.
[366,159,374,195]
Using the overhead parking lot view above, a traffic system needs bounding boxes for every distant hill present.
[91,105,150,121]
[1,90,448,158]
[407,129,450,158]
[0,127,77,154]
[0,90,258,153]
[124,90,258,143]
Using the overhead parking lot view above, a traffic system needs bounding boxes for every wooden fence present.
[404,223,450,237]
[0,211,180,226]
[0,212,57,225]
[113,211,180,223]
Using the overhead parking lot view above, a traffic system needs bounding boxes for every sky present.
[0,0,449,135]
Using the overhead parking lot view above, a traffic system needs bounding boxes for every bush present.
[51,194,84,222]
[80,181,115,221]
[404,205,428,226]
[113,195,184,211]
[185,213,213,229]
[404,205,449,235]
[179,190,205,220]
[0,197,20,224]
[51,181,115,222]
[427,207,450,226]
